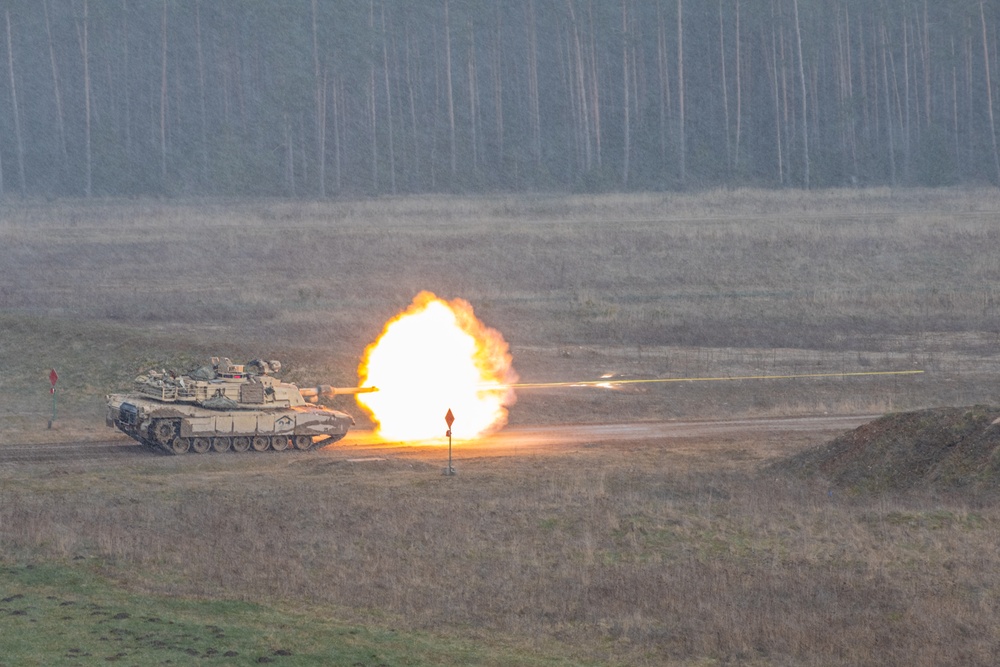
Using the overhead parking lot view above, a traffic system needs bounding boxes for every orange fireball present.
[356,292,517,442]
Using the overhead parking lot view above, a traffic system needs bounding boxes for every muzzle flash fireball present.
[356,291,518,442]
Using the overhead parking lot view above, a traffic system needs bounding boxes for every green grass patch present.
[0,561,592,667]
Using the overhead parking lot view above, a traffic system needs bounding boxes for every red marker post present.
[48,369,58,429]
[444,408,456,476]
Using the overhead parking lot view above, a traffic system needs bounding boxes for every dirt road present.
[0,414,873,466]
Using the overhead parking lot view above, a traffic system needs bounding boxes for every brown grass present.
[2,189,1000,665]
[777,405,1000,493]
[1,438,998,666]
[2,188,1000,433]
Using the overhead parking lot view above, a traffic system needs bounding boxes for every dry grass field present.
[2,189,1000,665]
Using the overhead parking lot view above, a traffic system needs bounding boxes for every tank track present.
[134,418,344,455]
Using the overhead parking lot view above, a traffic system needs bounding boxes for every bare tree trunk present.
[572,8,584,172]
[492,2,504,171]
[430,21,441,189]
[220,23,230,129]
[43,0,69,176]
[922,0,931,126]
[368,1,378,190]
[298,112,308,189]
[195,0,209,186]
[526,0,541,169]
[677,0,686,186]
[858,13,871,147]
[734,0,742,168]
[159,0,168,185]
[382,3,396,193]
[588,1,601,169]
[768,0,783,185]
[5,9,25,196]
[405,25,420,186]
[656,1,670,161]
[560,24,582,173]
[628,2,640,129]
[622,0,630,186]
[78,0,92,197]
[981,1,1000,184]
[122,0,134,159]
[952,36,960,166]
[809,60,819,166]
[284,114,295,195]
[880,22,897,185]
[966,26,975,167]
[792,0,809,188]
[444,0,456,179]
[319,67,328,193]
[332,72,342,191]
[843,5,858,181]
[102,19,115,136]
[718,0,731,173]
[780,12,791,183]
[467,19,479,177]
[871,19,881,143]
[903,17,911,181]
[886,26,904,167]
[567,0,592,172]
[834,6,847,166]
[312,0,325,197]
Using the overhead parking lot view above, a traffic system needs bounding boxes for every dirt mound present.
[774,406,1000,493]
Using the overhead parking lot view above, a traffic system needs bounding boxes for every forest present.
[1,0,999,198]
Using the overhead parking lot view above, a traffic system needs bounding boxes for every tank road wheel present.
[251,435,270,452]
[231,436,251,453]
[168,436,190,455]
[212,437,231,453]
[271,436,289,452]
[293,435,313,451]
[153,420,176,444]
[191,437,211,454]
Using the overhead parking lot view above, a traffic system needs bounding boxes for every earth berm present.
[774,406,1000,494]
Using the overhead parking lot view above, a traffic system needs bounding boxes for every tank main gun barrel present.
[299,385,379,402]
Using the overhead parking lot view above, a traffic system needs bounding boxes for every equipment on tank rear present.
[106,357,376,455]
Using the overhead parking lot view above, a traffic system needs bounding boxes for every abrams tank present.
[106,357,375,455]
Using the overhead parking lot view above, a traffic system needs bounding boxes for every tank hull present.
[107,393,353,455]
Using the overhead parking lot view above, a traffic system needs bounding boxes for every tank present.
[106,357,375,454]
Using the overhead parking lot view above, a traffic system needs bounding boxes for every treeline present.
[1,0,999,198]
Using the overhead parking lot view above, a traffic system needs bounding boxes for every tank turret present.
[106,357,374,455]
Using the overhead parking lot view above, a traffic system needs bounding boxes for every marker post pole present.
[48,369,58,429]
[444,409,456,476]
